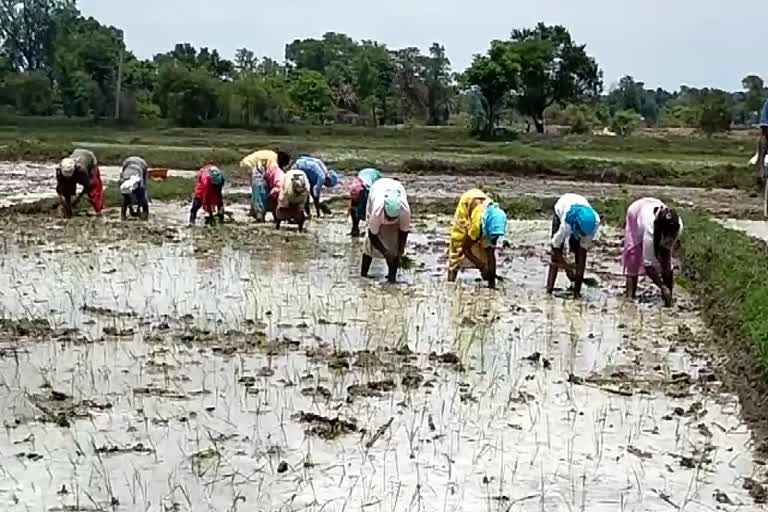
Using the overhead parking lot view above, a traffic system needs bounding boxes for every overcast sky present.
[78,0,762,92]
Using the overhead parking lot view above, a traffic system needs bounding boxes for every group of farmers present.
[53,148,684,306]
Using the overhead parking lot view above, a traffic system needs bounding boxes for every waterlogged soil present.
[0,208,764,512]
[0,161,762,217]
[0,161,193,207]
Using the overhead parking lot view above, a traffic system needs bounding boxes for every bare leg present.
[59,194,73,219]
[386,259,398,283]
[546,263,558,294]
[361,254,373,278]
[626,276,638,299]
[573,248,587,297]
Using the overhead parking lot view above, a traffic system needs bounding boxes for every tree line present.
[0,0,764,136]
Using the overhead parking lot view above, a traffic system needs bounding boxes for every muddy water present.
[0,161,761,216]
[0,162,193,207]
[0,210,762,511]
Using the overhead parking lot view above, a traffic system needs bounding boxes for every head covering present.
[383,190,402,219]
[482,203,507,244]
[120,175,141,195]
[655,207,681,241]
[349,177,365,204]
[565,204,599,240]
[209,167,225,187]
[60,157,76,178]
[326,169,339,188]
[291,172,307,192]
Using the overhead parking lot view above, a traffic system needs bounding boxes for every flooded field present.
[0,161,762,216]
[0,162,193,207]
[0,204,764,512]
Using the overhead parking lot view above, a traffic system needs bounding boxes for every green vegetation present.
[0,2,763,137]
[680,212,768,400]
[0,120,754,190]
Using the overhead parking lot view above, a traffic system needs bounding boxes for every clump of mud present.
[294,411,359,440]
[347,379,396,400]
[429,351,465,372]
[29,389,112,428]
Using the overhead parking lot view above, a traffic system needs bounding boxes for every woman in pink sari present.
[623,198,683,306]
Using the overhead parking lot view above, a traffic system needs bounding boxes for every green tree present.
[392,47,428,122]
[123,58,157,93]
[463,40,520,135]
[285,32,357,75]
[155,64,219,125]
[743,75,765,114]
[352,41,394,124]
[235,48,256,75]
[605,76,658,124]
[0,0,75,71]
[561,103,597,134]
[697,89,732,135]
[233,75,267,126]
[256,57,283,77]
[421,43,453,125]
[2,70,53,114]
[53,13,124,117]
[610,110,642,136]
[289,70,333,122]
[509,23,602,133]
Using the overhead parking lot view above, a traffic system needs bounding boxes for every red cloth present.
[88,166,104,213]
[194,165,222,213]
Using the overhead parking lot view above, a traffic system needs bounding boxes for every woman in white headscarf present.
[361,178,411,283]
[119,156,150,220]
[275,169,310,232]
[56,148,103,218]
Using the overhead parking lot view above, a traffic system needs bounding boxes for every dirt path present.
[0,209,764,511]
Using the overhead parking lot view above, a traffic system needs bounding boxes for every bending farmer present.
[240,150,291,221]
[447,189,508,289]
[623,198,683,307]
[119,156,150,220]
[276,169,310,232]
[190,164,225,225]
[291,156,339,218]
[56,148,104,218]
[361,178,411,283]
[546,193,601,298]
[349,168,382,237]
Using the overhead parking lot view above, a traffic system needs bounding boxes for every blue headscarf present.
[565,205,598,240]
[482,203,507,245]
[384,190,402,218]
[209,168,225,187]
[326,169,339,188]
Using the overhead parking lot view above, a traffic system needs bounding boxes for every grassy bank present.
[679,211,768,431]
[681,213,768,368]
[0,120,755,190]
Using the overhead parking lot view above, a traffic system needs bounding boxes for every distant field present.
[0,116,757,190]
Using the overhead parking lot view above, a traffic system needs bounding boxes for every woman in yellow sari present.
[447,189,507,288]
